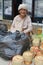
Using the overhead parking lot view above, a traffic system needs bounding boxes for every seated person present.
[10,4,32,35]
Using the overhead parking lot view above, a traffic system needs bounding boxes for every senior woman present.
[10,4,32,35]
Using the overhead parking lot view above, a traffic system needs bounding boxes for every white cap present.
[18,4,28,11]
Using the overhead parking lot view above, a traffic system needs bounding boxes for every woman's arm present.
[10,18,16,32]
[23,17,32,34]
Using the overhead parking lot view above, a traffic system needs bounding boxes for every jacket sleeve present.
[10,17,16,32]
[23,17,32,33]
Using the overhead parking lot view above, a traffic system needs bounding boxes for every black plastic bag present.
[0,31,31,59]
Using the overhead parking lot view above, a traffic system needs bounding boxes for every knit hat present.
[18,4,28,11]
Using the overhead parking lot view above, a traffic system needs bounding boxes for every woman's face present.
[19,9,27,18]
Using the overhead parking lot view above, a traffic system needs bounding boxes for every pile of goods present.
[30,33,43,65]
[12,55,24,65]
[37,28,42,35]
[23,51,33,65]
[12,51,33,65]
[11,33,43,65]
[32,38,40,46]
[40,44,43,54]
[30,46,40,56]
[41,37,43,45]
[34,56,43,65]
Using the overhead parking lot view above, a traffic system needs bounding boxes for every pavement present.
[0,57,11,65]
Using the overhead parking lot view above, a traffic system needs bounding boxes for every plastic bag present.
[0,31,31,59]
